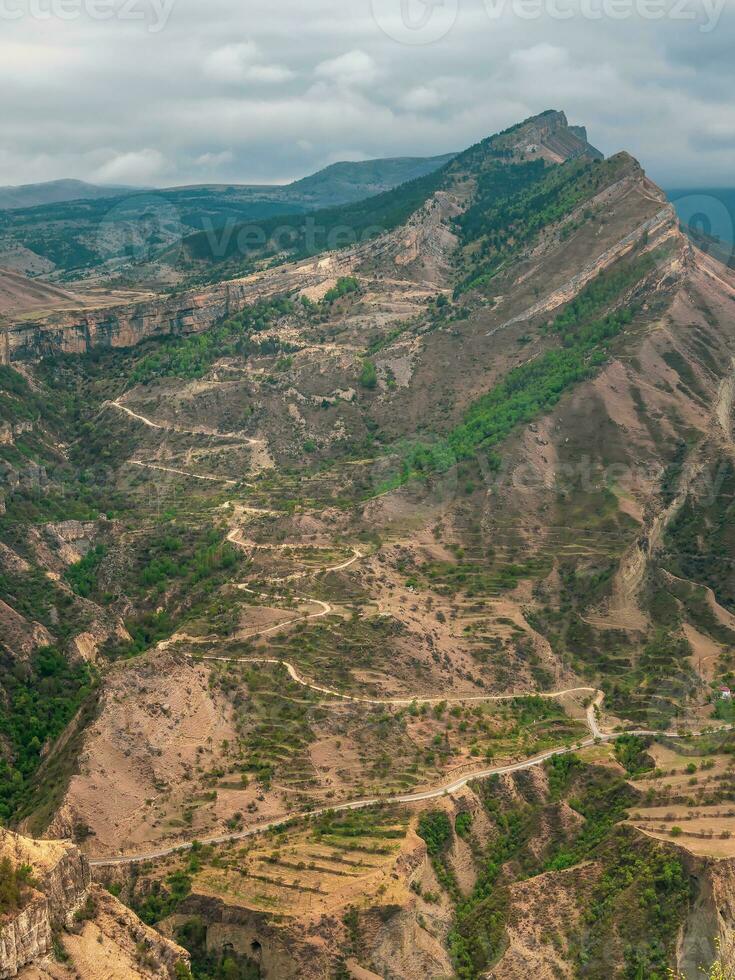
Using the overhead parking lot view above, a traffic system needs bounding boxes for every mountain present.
[0,179,133,211]
[170,108,602,281]
[283,151,457,204]
[165,152,457,206]
[3,109,735,978]
[0,153,455,282]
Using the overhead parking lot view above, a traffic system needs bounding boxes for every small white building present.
[719,686,732,701]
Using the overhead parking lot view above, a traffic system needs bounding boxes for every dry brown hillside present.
[2,110,735,978]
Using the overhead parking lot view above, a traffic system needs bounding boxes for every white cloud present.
[246,64,294,83]
[203,42,258,83]
[509,43,569,71]
[314,49,377,87]
[400,85,446,111]
[194,150,235,168]
[202,42,294,85]
[91,149,169,185]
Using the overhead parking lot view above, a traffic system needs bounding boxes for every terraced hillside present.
[2,110,735,978]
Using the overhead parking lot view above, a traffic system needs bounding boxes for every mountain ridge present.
[2,108,735,979]
[0,179,134,211]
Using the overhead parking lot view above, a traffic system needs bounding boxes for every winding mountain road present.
[225,529,362,638]
[110,399,265,446]
[90,705,735,868]
[130,459,238,485]
[93,521,734,868]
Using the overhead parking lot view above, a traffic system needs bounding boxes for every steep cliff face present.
[2,255,341,364]
[1,896,54,980]
[0,830,90,978]
[679,854,735,976]
[0,830,188,979]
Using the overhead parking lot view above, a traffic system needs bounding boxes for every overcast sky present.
[1,0,733,189]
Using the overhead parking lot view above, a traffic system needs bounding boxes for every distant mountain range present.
[0,153,456,280]
[0,178,135,211]
[0,154,456,213]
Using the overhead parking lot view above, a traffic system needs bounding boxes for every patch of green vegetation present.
[0,566,85,641]
[390,253,659,486]
[455,811,473,838]
[20,688,101,836]
[417,554,552,597]
[546,752,584,799]
[129,298,296,383]
[359,359,377,390]
[417,810,453,856]
[602,629,696,728]
[713,698,735,723]
[646,582,682,630]
[454,154,631,296]
[0,365,51,427]
[312,806,406,843]
[323,276,359,304]
[438,760,685,979]
[447,781,533,977]
[0,364,114,525]
[664,458,735,614]
[0,857,35,914]
[576,830,691,979]
[109,521,243,656]
[614,734,654,776]
[133,869,193,925]
[0,647,96,822]
[65,545,107,598]
[176,918,260,980]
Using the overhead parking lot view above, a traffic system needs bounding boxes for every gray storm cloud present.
[0,0,733,188]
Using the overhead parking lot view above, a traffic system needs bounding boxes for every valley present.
[3,109,735,978]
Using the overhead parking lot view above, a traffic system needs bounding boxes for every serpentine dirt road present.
[110,399,265,445]
[129,459,239,485]
[91,653,731,868]
[229,530,363,638]
[91,526,733,867]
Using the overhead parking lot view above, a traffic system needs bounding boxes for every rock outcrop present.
[0,830,188,979]
[0,830,90,978]
[679,853,735,976]
[3,259,329,364]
